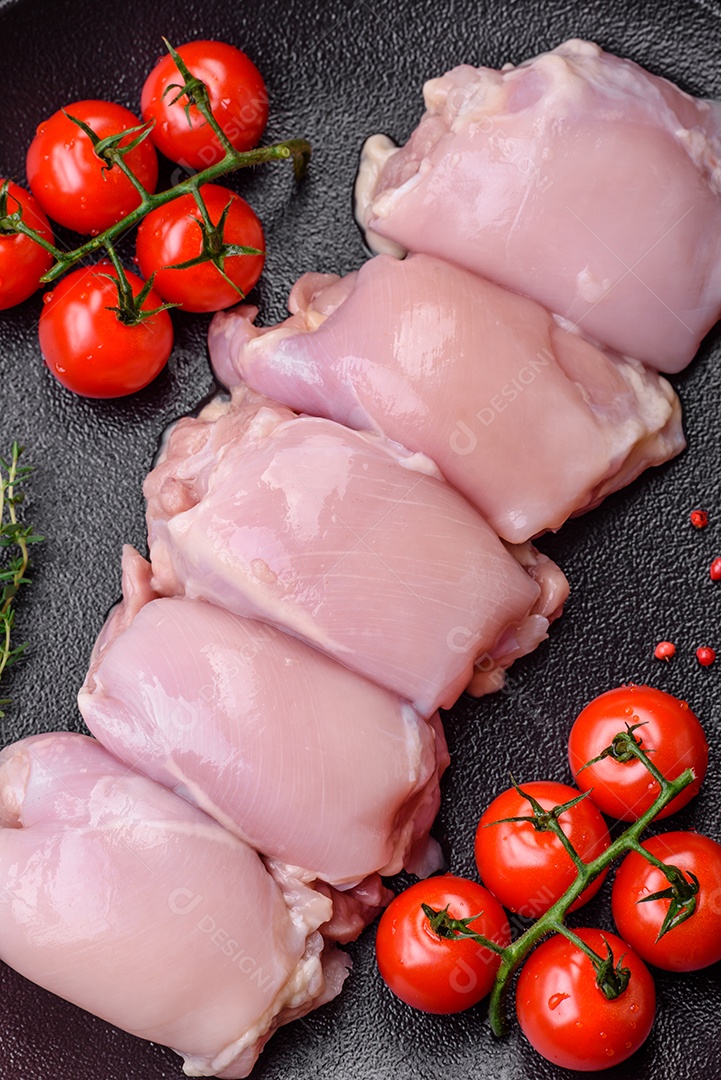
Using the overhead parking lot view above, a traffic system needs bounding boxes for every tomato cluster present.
[375,685,719,1073]
[0,40,267,398]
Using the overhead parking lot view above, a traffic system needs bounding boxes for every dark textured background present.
[1,0,720,1077]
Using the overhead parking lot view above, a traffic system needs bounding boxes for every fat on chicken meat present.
[79,545,448,889]
[208,253,684,544]
[144,386,568,716]
[354,39,721,371]
[0,732,350,1079]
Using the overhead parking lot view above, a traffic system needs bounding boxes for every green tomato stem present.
[549,922,630,999]
[38,139,309,284]
[6,217,64,259]
[107,144,152,200]
[626,837,685,885]
[622,734,669,788]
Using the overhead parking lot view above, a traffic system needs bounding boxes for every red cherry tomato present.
[135,184,264,312]
[0,181,54,309]
[612,832,721,972]
[140,40,268,170]
[568,686,707,821]
[26,100,158,234]
[375,875,510,1014]
[516,928,656,1071]
[39,263,172,398]
[474,781,610,916]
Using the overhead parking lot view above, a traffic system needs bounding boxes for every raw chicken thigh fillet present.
[145,386,568,714]
[79,546,448,889]
[209,253,684,543]
[0,733,348,1079]
[355,39,721,370]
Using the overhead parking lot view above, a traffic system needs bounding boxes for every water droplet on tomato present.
[90,229,99,237]
[625,1041,632,1049]
[630,1003,639,1013]
[43,292,53,304]
[605,1048,615,1058]
[624,706,633,716]
[37,124,47,136]
[548,993,569,1011]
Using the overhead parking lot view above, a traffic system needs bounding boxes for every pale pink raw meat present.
[207,253,684,543]
[469,539,571,695]
[0,731,349,1079]
[79,545,448,889]
[144,387,567,715]
[354,39,721,371]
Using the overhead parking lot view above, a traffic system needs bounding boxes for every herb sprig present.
[0,444,41,716]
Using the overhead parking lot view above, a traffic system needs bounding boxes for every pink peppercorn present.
[696,646,716,667]
[654,641,676,661]
[710,558,721,581]
[690,510,709,529]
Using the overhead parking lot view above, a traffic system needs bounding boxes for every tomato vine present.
[422,728,697,1036]
[0,38,310,298]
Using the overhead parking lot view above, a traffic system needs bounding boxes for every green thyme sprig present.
[0,444,42,717]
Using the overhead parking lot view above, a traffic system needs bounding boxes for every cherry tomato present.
[375,875,510,1014]
[140,40,268,170]
[612,832,721,972]
[516,928,656,1071]
[0,181,54,309]
[135,184,264,312]
[568,686,708,821]
[39,263,172,398]
[26,100,158,234]
[474,781,610,916]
